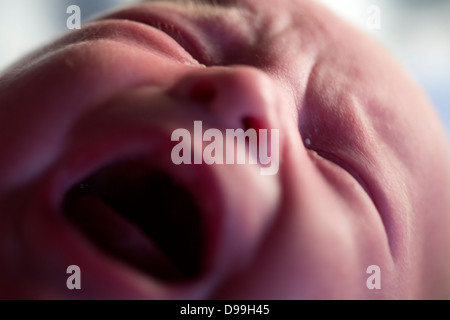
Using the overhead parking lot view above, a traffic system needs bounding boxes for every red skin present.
[0,0,449,299]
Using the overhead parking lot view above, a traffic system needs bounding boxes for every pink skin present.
[1,0,450,299]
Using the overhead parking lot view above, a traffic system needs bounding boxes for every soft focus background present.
[0,0,449,137]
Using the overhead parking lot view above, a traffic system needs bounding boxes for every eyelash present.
[151,21,184,46]
[308,145,374,200]
[147,17,209,65]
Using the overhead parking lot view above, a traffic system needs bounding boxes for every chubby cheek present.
[412,147,450,298]
[214,131,395,299]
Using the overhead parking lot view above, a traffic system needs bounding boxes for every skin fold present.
[0,0,449,299]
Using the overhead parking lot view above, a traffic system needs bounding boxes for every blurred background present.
[0,0,449,137]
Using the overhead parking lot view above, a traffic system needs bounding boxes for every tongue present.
[65,194,183,280]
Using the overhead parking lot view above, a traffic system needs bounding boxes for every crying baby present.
[0,0,450,299]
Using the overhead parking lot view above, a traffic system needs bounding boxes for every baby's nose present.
[168,66,280,130]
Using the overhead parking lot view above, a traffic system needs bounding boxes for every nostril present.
[189,81,216,103]
[170,66,279,133]
[242,116,258,131]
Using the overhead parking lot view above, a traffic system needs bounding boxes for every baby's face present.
[1,0,450,299]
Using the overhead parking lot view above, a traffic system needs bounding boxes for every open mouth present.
[62,157,205,282]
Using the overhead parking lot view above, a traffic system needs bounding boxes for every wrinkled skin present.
[0,0,449,299]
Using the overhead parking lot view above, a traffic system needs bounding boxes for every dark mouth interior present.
[62,158,204,282]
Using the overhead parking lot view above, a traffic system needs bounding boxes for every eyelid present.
[149,21,189,52]
[163,0,228,9]
[307,146,374,201]
[148,19,209,64]
[99,5,211,64]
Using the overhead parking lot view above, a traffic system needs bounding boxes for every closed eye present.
[98,1,209,63]
[148,21,194,56]
[305,143,374,202]
[106,10,209,64]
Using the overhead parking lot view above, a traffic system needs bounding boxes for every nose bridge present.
[169,65,279,130]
